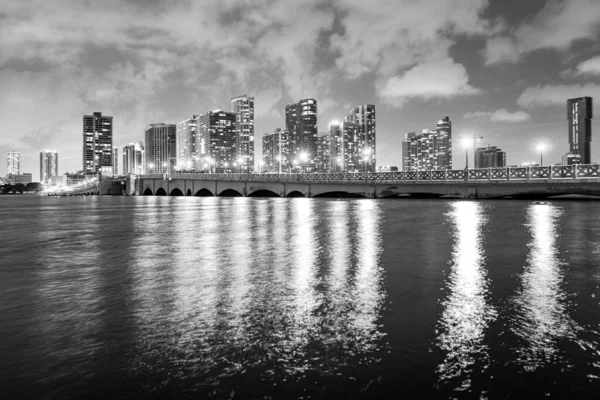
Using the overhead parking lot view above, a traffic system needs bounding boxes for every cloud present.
[517,84,600,108]
[484,0,600,64]
[465,108,531,122]
[378,58,481,106]
[576,56,600,75]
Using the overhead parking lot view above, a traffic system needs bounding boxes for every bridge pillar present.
[549,165,553,180]
[573,165,578,179]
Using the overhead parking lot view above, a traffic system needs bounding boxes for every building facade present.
[285,99,317,171]
[112,147,119,175]
[562,152,582,165]
[402,130,439,171]
[436,116,452,169]
[262,128,289,173]
[176,115,198,170]
[6,173,32,185]
[567,97,593,164]
[40,150,58,184]
[475,146,506,168]
[123,141,145,175]
[145,124,176,174]
[231,95,255,172]
[328,122,343,172]
[83,112,113,175]
[316,133,331,172]
[343,105,376,172]
[7,151,20,175]
[198,110,237,173]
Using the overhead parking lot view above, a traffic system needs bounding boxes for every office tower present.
[112,147,119,175]
[475,146,506,168]
[197,110,237,172]
[7,151,20,175]
[40,150,58,184]
[145,124,176,174]
[402,132,416,171]
[567,97,593,164]
[436,116,452,169]
[176,115,198,170]
[285,99,317,170]
[328,122,344,172]
[316,133,331,172]
[231,95,255,172]
[122,142,145,175]
[83,112,113,174]
[262,128,290,173]
[401,130,440,171]
[343,105,376,172]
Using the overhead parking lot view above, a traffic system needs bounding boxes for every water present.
[2,196,600,398]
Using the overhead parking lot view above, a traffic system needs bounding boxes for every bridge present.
[134,164,600,199]
[43,177,123,196]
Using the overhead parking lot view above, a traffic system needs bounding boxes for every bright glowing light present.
[363,147,371,156]
[329,120,340,127]
[537,144,546,152]
[300,152,308,162]
[337,157,342,164]
[238,157,243,163]
[259,160,265,166]
[293,159,299,165]
[276,155,281,161]
[203,163,208,169]
[224,162,229,167]
[461,138,471,148]
[162,162,167,168]
[148,163,155,169]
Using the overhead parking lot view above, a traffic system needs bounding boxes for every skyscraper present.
[231,95,255,172]
[83,112,113,175]
[145,124,176,174]
[176,115,198,170]
[198,110,237,172]
[343,105,376,172]
[436,116,452,169]
[316,133,331,172]
[7,151,20,175]
[262,128,289,173]
[328,122,344,172]
[122,142,145,175]
[285,99,317,170]
[567,96,593,164]
[40,150,58,184]
[402,130,440,171]
[112,146,119,175]
[475,146,506,168]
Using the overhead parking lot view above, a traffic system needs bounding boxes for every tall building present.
[83,112,113,175]
[285,99,317,170]
[40,150,58,184]
[567,97,593,164]
[123,142,145,175]
[231,95,255,172]
[198,110,237,172]
[402,130,440,171]
[7,151,20,175]
[316,133,331,172]
[262,128,289,173]
[112,147,119,175]
[436,116,452,169]
[328,122,344,172]
[475,146,506,168]
[343,105,376,172]
[176,115,198,170]
[145,124,176,174]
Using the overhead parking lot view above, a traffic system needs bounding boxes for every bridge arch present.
[286,190,306,198]
[313,191,366,198]
[170,188,184,196]
[248,189,280,197]
[186,188,192,196]
[219,188,243,197]
[143,188,153,196]
[194,188,214,196]
[155,188,167,196]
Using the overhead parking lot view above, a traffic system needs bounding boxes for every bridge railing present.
[140,164,600,183]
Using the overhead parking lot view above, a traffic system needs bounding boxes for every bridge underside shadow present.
[143,188,153,195]
[194,188,214,196]
[170,188,184,196]
[381,192,444,199]
[219,189,243,197]
[155,188,167,196]
[313,191,365,198]
[248,189,280,197]
[286,191,305,198]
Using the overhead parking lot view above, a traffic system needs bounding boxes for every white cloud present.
[464,111,494,119]
[483,37,519,65]
[465,109,531,122]
[576,56,600,75]
[517,84,600,108]
[378,58,480,106]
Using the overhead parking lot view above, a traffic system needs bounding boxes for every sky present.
[1,0,600,180]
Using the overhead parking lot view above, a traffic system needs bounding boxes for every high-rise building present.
[343,105,376,172]
[567,97,593,164]
[328,122,344,172]
[402,130,440,171]
[231,95,255,172]
[7,151,20,175]
[40,150,58,184]
[83,112,113,175]
[475,146,506,168]
[285,99,317,171]
[436,116,452,169]
[197,110,237,172]
[176,115,198,170]
[262,128,289,173]
[123,142,145,175]
[316,133,331,172]
[145,124,176,174]
[112,146,119,175]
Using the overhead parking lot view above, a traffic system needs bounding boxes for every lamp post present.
[148,163,155,174]
[337,156,342,173]
[461,138,471,169]
[537,144,545,166]
[299,152,308,173]
[259,160,265,174]
[276,155,282,174]
[363,147,371,173]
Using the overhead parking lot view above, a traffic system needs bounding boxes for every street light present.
[363,147,372,173]
[537,144,545,166]
[148,162,155,172]
[337,157,343,172]
[259,160,265,174]
[461,138,471,169]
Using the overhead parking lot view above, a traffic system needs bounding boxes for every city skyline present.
[2,1,600,178]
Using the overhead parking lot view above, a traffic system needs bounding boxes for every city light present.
[461,137,471,148]
[300,152,308,162]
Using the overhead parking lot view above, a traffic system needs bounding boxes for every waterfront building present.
[176,115,198,170]
[40,150,58,184]
[145,124,176,174]
[475,146,506,168]
[122,142,145,175]
[262,128,289,173]
[343,105,376,172]
[6,173,32,185]
[7,151,20,175]
[567,97,592,164]
[198,110,237,172]
[112,147,119,175]
[316,133,331,172]
[402,116,453,171]
[231,95,254,172]
[328,122,344,172]
[436,116,452,169]
[285,99,317,171]
[562,152,582,166]
[83,112,113,175]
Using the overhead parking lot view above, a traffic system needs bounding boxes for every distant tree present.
[25,182,43,192]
